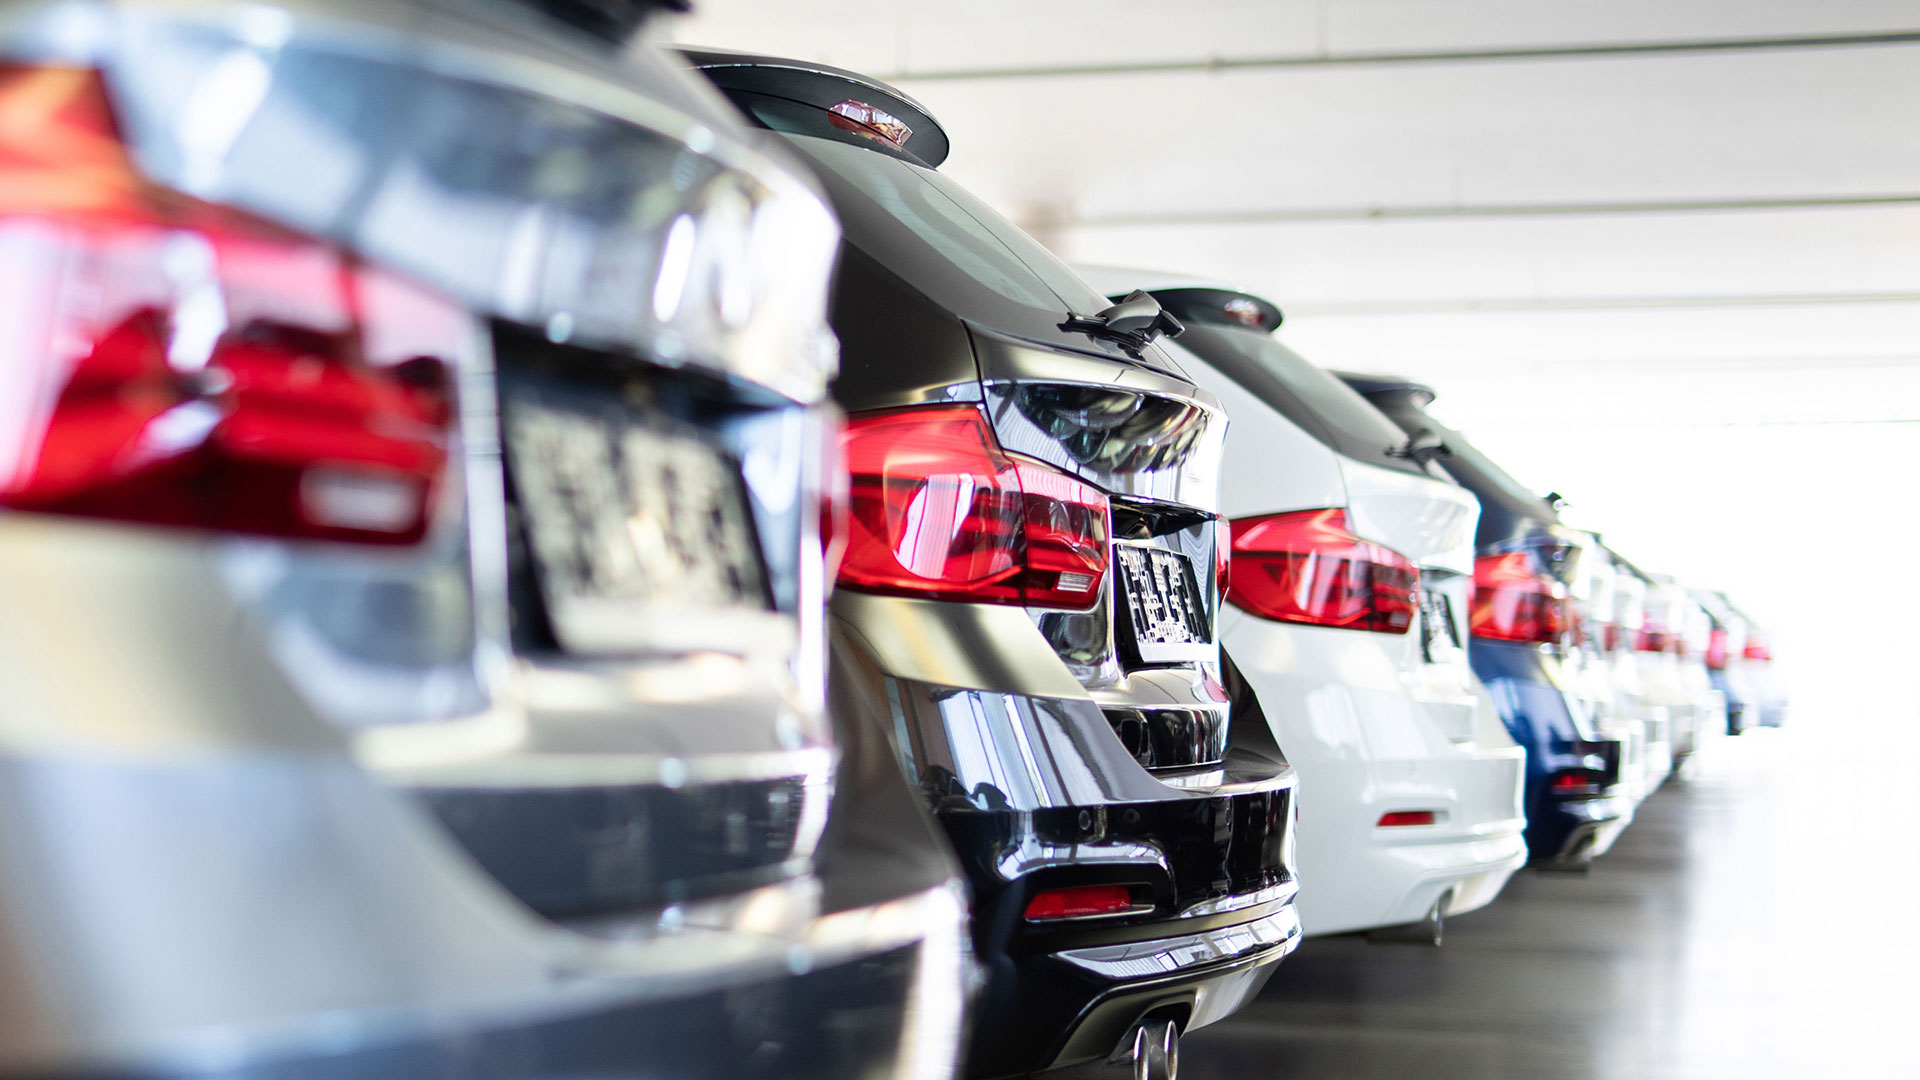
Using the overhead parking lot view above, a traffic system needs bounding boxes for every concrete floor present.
[1184,727,1920,1079]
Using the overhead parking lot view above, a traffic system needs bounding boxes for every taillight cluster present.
[1470,552,1568,645]
[837,405,1111,608]
[1704,627,1729,671]
[0,66,459,545]
[1224,508,1416,633]
[1744,636,1772,662]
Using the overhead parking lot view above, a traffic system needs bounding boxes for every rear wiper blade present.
[1061,290,1184,354]
[1387,427,1452,465]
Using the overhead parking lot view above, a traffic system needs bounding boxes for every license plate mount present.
[1114,544,1214,665]
[500,382,770,655]
[1419,586,1463,664]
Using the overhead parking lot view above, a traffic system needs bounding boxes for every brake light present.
[1225,508,1417,632]
[837,405,1109,608]
[0,66,457,544]
[1024,884,1139,921]
[1551,770,1605,797]
[1635,624,1672,653]
[1744,636,1772,662]
[1471,553,1567,645]
[1377,810,1437,827]
[1705,627,1729,670]
[1602,622,1622,653]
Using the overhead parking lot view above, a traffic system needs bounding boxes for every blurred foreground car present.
[1340,375,1630,867]
[0,3,969,1078]
[1081,273,1525,943]
[683,52,1302,1080]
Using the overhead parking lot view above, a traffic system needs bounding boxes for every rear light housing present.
[1635,625,1674,653]
[1023,883,1145,922]
[1225,508,1417,633]
[1744,637,1772,662]
[1550,769,1606,797]
[837,405,1110,609]
[1704,627,1729,670]
[0,66,457,545]
[1376,810,1437,827]
[1470,552,1568,645]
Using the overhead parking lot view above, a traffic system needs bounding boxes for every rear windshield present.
[1173,322,1435,477]
[736,94,1182,371]
[1368,397,1557,538]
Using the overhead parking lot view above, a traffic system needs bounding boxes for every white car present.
[1561,534,1649,804]
[1645,574,1729,762]
[1598,554,1678,788]
[1082,271,1527,941]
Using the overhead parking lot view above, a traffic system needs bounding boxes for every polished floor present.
[1185,725,1920,1079]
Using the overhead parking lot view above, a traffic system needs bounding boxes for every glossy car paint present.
[1719,595,1789,727]
[0,4,969,1078]
[1078,271,1526,938]
[1693,588,1761,735]
[1566,539,1669,803]
[1340,375,1631,867]
[684,53,1301,1079]
[1602,556,1682,785]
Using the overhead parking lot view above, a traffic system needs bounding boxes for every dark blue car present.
[1339,376,1631,867]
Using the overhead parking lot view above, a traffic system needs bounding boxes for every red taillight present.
[1225,508,1417,633]
[837,405,1110,608]
[1471,553,1568,645]
[1023,884,1138,921]
[1744,637,1772,662]
[1705,627,1729,670]
[1551,770,1605,797]
[1601,622,1622,653]
[1377,810,1437,827]
[0,66,456,545]
[1635,624,1672,653]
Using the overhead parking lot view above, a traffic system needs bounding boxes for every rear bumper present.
[0,751,969,1080]
[997,903,1303,1078]
[828,595,1299,1077]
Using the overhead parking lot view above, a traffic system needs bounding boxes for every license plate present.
[1115,544,1212,663]
[1419,586,1462,663]
[502,387,768,654]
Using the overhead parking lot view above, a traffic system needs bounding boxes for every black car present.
[1339,375,1632,867]
[684,49,1302,1080]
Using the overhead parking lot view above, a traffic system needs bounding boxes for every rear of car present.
[1643,574,1728,756]
[1079,274,1525,941]
[1721,595,1788,727]
[681,53,1301,1079]
[0,5,968,1078]
[1341,375,1631,867]
[1599,553,1677,786]
[1694,588,1760,734]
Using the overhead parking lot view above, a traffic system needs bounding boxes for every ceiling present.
[663,1,1920,713]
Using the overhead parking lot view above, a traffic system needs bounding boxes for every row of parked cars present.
[0,3,1787,1079]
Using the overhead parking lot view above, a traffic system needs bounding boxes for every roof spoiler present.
[679,48,951,167]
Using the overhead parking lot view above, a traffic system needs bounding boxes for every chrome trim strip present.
[1051,905,1302,980]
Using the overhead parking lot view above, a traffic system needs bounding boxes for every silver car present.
[0,2,967,1077]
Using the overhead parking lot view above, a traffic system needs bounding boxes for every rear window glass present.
[1172,322,1434,477]
[737,103,1183,372]
[1370,398,1553,525]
